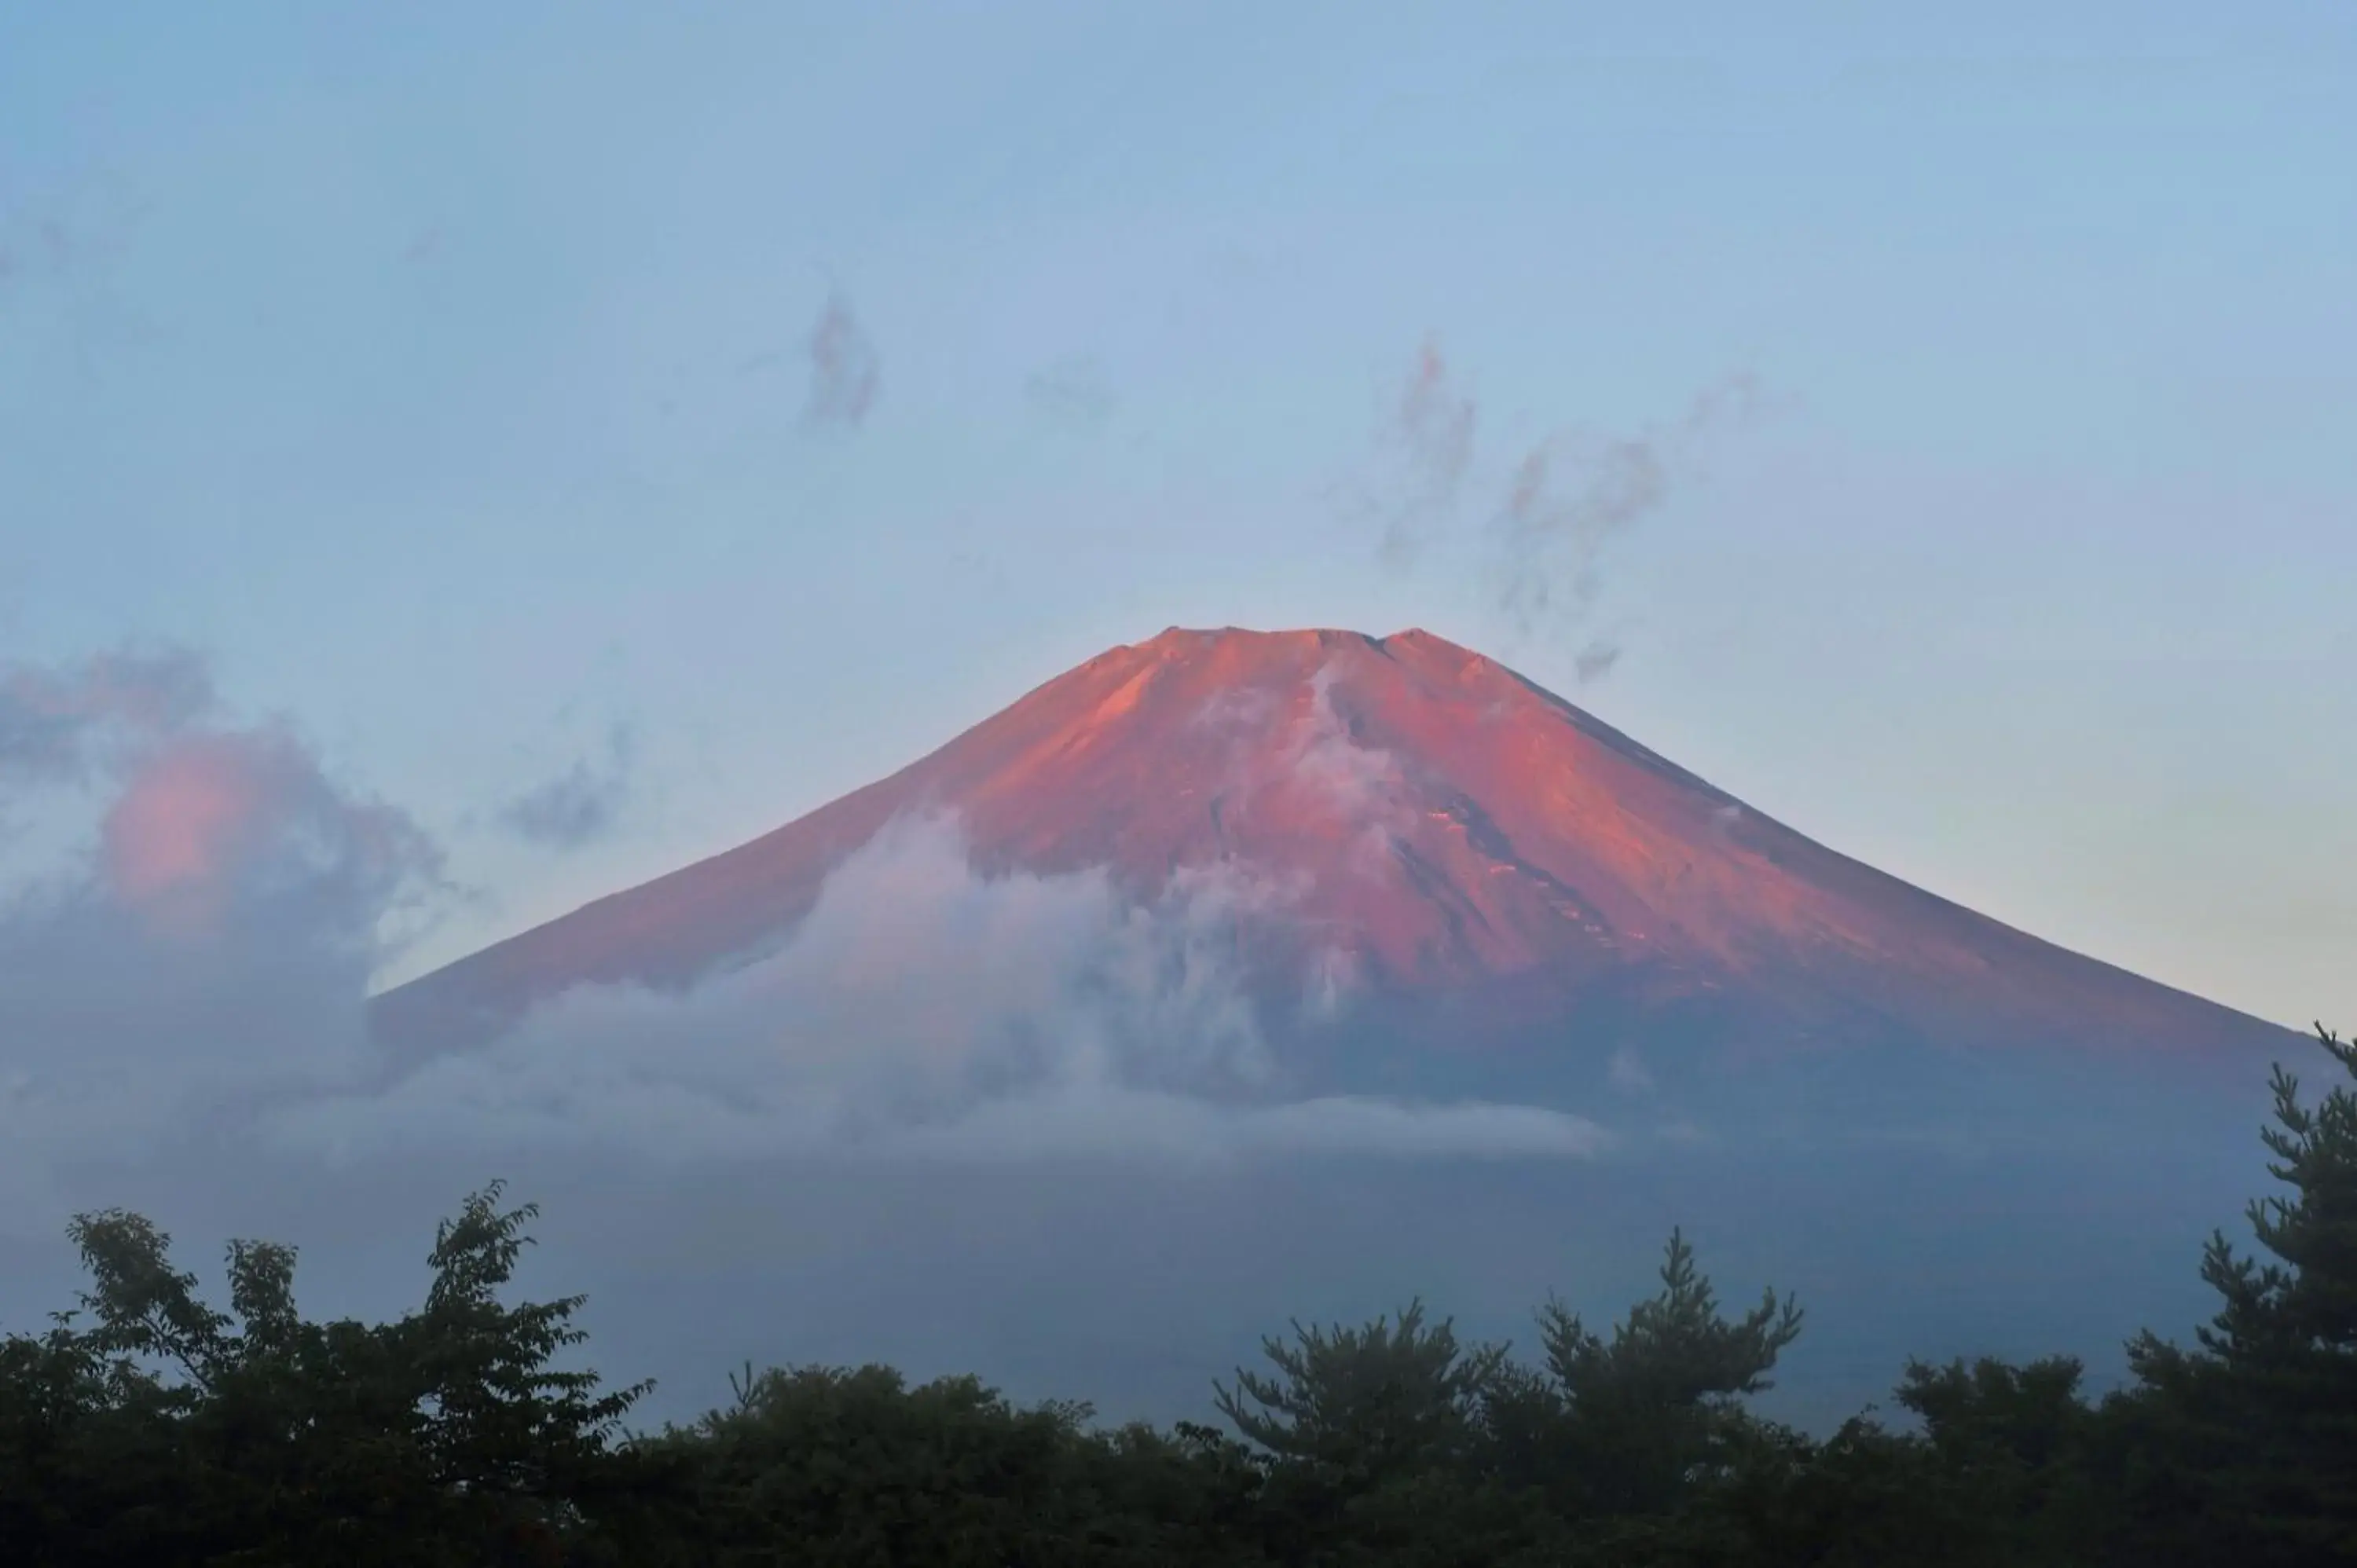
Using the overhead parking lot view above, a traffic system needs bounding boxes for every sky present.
[0,0,2353,1426]
[3,2,2352,1025]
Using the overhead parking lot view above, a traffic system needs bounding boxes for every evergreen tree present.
[1212,1300,1527,1564]
[1213,1299,1508,1483]
[2110,1025,2357,1566]
[1888,1355,2102,1565]
[1498,1229,1804,1530]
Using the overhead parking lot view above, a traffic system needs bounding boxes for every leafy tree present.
[0,1182,673,1566]
[651,1361,1268,1566]
[1083,1419,1273,1566]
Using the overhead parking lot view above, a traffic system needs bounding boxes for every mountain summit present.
[373,626,2282,1063]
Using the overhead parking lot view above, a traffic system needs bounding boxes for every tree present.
[1214,1299,1508,1483]
[0,1182,674,1566]
[1213,1301,1526,1564]
[1888,1355,2102,1565]
[2108,1024,2357,1566]
[1501,1229,1804,1528]
[650,1361,1273,1566]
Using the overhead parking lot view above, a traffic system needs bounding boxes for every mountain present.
[371,626,2289,1068]
[365,625,2300,1437]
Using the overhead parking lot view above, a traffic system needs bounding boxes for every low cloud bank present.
[291,812,1610,1168]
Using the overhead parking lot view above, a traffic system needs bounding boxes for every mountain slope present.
[372,626,2288,1063]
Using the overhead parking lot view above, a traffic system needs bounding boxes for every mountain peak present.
[1121,624,1479,668]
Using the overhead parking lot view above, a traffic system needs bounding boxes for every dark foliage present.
[0,1181,679,1566]
[4,1025,2352,1565]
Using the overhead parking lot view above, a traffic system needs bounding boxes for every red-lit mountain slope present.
[371,627,2289,1061]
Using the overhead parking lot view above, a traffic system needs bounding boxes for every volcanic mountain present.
[372,627,2289,1069]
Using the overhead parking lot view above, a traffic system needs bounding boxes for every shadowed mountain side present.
[372,627,2295,1076]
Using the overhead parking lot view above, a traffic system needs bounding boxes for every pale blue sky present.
[2,1,2351,1027]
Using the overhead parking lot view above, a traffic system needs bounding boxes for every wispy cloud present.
[1024,355,1118,428]
[803,290,880,428]
[1608,1045,1657,1095]
[1494,372,1769,649]
[1188,660,1416,891]
[0,647,215,782]
[1351,335,1479,569]
[1573,641,1623,686]
[1352,339,1775,684]
[0,167,159,371]
[496,724,636,851]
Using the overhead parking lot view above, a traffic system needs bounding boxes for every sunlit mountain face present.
[376,624,2287,1077]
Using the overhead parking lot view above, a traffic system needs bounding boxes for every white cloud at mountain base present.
[280,811,1611,1168]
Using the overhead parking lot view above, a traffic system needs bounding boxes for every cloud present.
[889,1087,1609,1164]
[281,811,1609,1171]
[1351,338,1773,682]
[1024,356,1117,427]
[1286,662,1417,877]
[803,290,880,428]
[1351,335,1479,568]
[0,168,158,368]
[496,724,635,850]
[1189,659,1406,827]
[0,647,442,1224]
[1189,684,1282,736]
[1494,372,1769,643]
[1187,661,1416,888]
[1608,1045,1656,1095]
[0,647,214,782]
[1573,640,1623,686]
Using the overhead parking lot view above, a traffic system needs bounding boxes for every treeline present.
[4,1028,2353,1566]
